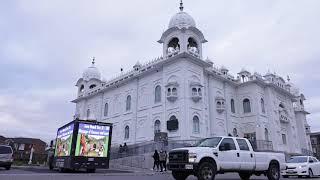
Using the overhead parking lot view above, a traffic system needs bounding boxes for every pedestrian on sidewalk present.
[152,150,160,171]
[159,149,166,172]
[163,150,167,171]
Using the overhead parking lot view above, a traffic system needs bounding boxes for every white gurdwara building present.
[72,3,312,155]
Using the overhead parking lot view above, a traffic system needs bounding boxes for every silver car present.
[0,145,13,170]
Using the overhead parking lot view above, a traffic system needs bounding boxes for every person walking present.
[159,150,166,172]
[152,150,160,171]
[163,151,168,171]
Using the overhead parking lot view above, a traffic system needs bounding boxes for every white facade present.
[72,4,312,155]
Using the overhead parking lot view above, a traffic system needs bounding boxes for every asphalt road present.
[0,167,315,180]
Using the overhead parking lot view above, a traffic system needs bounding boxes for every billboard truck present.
[50,119,112,173]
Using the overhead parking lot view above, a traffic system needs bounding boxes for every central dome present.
[82,64,101,81]
[169,11,196,29]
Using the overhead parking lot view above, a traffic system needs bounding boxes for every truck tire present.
[198,161,217,180]
[308,169,314,178]
[172,171,189,180]
[86,168,96,173]
[239,172,251,180]
[267,162,280,180]
[5,165,11,170]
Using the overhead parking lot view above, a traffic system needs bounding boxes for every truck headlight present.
[299,165,307,168]
[188,153,197,163]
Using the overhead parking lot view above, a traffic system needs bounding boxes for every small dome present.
[169,11,196,29]
[83,63,101,81]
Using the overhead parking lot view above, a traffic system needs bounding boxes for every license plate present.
[185,164,193,169]
[88,158,94,162]
[56,162,64,168]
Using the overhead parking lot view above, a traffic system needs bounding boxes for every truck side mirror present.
[309,160,314,163]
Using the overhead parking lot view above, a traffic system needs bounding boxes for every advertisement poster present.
[55,123,74,157]
[75,123,110,157]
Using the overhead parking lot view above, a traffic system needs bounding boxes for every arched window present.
[87,109,90,119]
[126,95,131,111]
[243,98,251,113]
[192,88,197,95]
[265,128,269,141]
[79,85,84,92]
[261,98,265,113]
[124,126,129,139]
[198,88,202,96]
[233,128,238,137]
[154,120,161,134]
[187,38,199,54]
[279,103,285,109]
[104,103,108,116]
[167,37,180,53]
[231,99,235,113]
[172,88,177,95]
[193,116,200,133]
[167,88,171,95]
[89,84,96,89]
[300,99,303,106]
[155,85,161,103]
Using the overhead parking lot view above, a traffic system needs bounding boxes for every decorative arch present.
[89,84,96,89]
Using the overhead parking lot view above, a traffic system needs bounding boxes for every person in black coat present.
[152,150,160,171]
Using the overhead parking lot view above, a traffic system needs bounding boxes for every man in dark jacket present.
[152,150,160,171]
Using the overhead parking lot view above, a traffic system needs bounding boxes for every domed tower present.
[76,58,102,97]
[158,0,207,59]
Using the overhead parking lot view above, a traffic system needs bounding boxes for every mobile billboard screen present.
[75,123,110,157]
[55,123,74,157]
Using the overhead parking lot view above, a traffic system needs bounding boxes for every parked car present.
[0,145,13,170]
[167,136,286,180]
[281,156,320,178]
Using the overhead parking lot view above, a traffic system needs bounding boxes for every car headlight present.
[299,165,307,168]
[188,153,197,163]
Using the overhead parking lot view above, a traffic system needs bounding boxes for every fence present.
[110,139,200,160]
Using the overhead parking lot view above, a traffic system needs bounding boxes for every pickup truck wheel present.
[5,165,11,170]
[308,169,314,178]
[198,162,216,180]
[172,171,189,180]
[267,163,280,180]
[239,173,251,180]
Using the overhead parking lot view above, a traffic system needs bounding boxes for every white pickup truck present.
[168,136,286,180]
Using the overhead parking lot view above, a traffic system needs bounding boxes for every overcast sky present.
[0,0,319,143]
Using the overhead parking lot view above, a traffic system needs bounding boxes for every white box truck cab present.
[168,136,286,180]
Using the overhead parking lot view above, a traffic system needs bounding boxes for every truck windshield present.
[196,137,222,148]
[287,156,308,163]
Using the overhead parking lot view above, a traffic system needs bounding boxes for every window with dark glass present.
[236,139,250,151]
[219,138,236,150]
[243,98,251,113]
[126,95,131,111]
[155,85,161,103]
[231,99,235,113]
[104,103,108,116]
[167,115,179,131]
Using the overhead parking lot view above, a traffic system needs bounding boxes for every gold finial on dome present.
[179,0,184,11]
